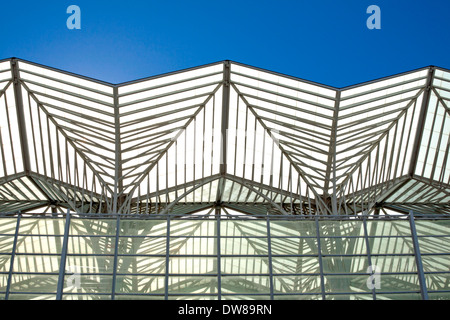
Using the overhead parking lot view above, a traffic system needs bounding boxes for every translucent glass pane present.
[118,236,166,255]
[365,220,412,237]
[319,220,364,237]
[67,236,115,254]
[115,275,165,294]
[271,237,318,255]
[320,237,367,255]
[119,219,167,237]
[0,254,11,273]
[220,237,267,255]
[322,257,369,274]
[70,219,117,236]
[13,255,60,273]
[63,274,113,294]
[18,218,65,235]
[221,220,267,237]
[221,275,270,294]
[170,237,216,255]
[428,292,450,300]
[0,218,18,234]
[415,220,450,236]
[167,276,218,294]
[425,273,450,291]
[324,275,372,293]
[170,220,216,237]
[270,220,316,237]
[169,257,216,274]
[221,257,269,274]
[273,275,321,293]
[368,236,415,254]
[9,274,59,293]
[15,236,64,254]
[273,294,321,300]
[421,255,450,272]
[66,255,115,274]
[8,293,56,300]
[117,256,165,274]
[272,256,320,274]
[370,256,417,273]
[62,294,111,300]
[375,274,420,293]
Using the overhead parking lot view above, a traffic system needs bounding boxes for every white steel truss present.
[0,58,449,216]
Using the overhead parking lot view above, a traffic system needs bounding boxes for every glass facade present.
[1,213,448,300]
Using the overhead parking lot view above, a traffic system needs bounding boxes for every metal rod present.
[56,209,71,300]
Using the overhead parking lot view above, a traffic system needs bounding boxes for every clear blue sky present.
[0,0,449,87]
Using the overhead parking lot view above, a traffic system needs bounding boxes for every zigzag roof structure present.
[0,58,449,216]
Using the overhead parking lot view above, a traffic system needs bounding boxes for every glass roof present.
[0,59,448,216]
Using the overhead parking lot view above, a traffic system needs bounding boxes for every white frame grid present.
[0,58,449,216]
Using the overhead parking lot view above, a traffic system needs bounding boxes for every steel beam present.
[409,67,435,177]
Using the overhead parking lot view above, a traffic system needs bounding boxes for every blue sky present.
[0,0,449,87]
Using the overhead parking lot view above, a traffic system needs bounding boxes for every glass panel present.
[119,219,167,236]
[118,236,166,255]
[270,220,316,237]
[70,219,117,236]
[221,237,267,255]
[0,218,18,234]
[8,293,56,300]
[375,293,422,300]
[8,274,59,293]
[167,276,218,294]
[62,294,112,300]
[170,220,216,237]
[66,255,115,274]
[272,256,320,274]
[221,275,270,294]
[273,294,321,300]
[365,220,412,237]
[169,257,217,274]
[114,275,165,294]
[370,256,417,273]
[67,236,115,255]
[320,221,365,237]
[320,237,366,255]
[221,257,269,274]
[421,255,450,272]
[271,237,318,255]
[115,294,165,300]
[375,274,420,292]
[415,220,450,236]
[116,256,165,274]
[15,236,64,254]
[221,220,267,237]
[322,257,368,274]
[273,275,321,293]
[171,237,216,255]
[18,218,65,235]
[428,292,450,300]
[368,236,414,254]
[13,255,60,273]
[324,275,372,293]
[325,294,373,300]
[221,295,272,300]
[63,274,113,294]
[425,273,450,291]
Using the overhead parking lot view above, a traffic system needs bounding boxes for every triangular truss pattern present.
[0,58,448,215]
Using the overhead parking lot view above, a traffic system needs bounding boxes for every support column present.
[409,67,435,177]
[56,209,71,300]
[11,59,31,175]
[113,86,123,213]
[409,211,429,300]
[5,213,21,300]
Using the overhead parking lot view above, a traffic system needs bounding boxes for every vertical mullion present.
[165,215,170,300]
[409,211,429,300]
[362,216,377,300]
[266,217,274,300]
[315,216,326,300]
[56,209,71,300]
[217,211,222,300]
[111,214,120,299]
[4,214,21,300]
